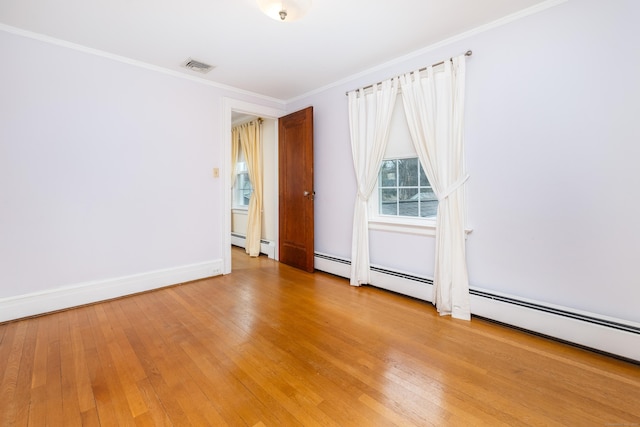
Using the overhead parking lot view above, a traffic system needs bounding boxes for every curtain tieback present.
[438,174,469,201]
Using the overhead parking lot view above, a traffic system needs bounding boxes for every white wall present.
[289,0,640,325]
[261,118,278,242]
[0,29,281,306]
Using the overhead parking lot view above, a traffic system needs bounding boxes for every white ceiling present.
[1,0,550,101]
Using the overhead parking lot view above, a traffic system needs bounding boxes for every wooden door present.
[279,107,314,272]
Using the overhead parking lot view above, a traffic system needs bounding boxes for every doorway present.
[230,112,278,261]
[222,99,285,274]
[222,99,314,275]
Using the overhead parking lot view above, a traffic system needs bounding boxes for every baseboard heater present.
[231,233,275,259]
[314,252,640,363]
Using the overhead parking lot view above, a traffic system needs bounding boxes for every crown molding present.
[0,23,287,106]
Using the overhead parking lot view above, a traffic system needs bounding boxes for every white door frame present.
[221,98,285,274]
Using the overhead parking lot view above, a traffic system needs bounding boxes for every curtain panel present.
[400,55,470,320]
[231,127,240,188]
[236,120,263,257]
[347,79,398,286]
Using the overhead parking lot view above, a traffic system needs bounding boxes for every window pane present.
[236,160,248,173]
[234,172,253,207]
[417,188,436,200]
[418,188,437,217]
[399,188,419,217]
[380,160,397,187]
[398,158,418,186]
[420,198,439,217]
[399,188,417,201]
[242,174,253,205]
[419,162,428,186]
[380,188,397,215]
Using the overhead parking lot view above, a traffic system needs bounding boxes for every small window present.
[378,157,437,218]
[233,161,253,209]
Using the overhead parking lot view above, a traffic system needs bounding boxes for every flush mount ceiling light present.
[257,0,312,22]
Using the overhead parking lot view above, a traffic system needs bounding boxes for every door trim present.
[222,98,285,274]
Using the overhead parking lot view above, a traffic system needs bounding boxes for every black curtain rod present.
[345,50,472,96]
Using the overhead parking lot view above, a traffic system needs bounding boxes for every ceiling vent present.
[182,58,215,74]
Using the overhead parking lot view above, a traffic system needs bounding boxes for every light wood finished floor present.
[1,247,639,426]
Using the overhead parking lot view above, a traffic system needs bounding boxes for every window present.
[378,157,437,218]
[233,153,253,209]
[367,95,438,235]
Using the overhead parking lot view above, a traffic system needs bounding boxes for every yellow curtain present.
[231,127,240,188]
[239,120,263,257]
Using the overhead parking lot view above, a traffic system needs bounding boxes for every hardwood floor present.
[1,247,638,426]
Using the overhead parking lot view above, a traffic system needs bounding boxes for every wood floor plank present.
[58,311,84,426]
[0,322,27,426]
[14,320,39,427]
[0,246,638,426]
[41,313,64,426]
[85,304,134,427]
[26,385,47,427]
[67,308,97,414]
[134,378,174,427]
[80,407,101,427]
[29,318,47,390]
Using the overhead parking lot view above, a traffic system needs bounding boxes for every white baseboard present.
[314,252,640,362]
[0,259,223,323]
[231,234,276,259]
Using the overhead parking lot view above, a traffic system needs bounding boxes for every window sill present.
[368,217,473,237]
[232,208,249,214]
[369,217,437,237]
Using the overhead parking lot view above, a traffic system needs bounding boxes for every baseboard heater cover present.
[231,233,276,259]
[314,252,640,363]
[470,288,640,335]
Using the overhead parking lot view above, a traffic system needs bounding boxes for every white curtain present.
[238,120,263,257]
[347,79,398,286]
[400,55,470,320]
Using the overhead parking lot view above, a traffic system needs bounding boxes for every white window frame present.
[368,155,438,237]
